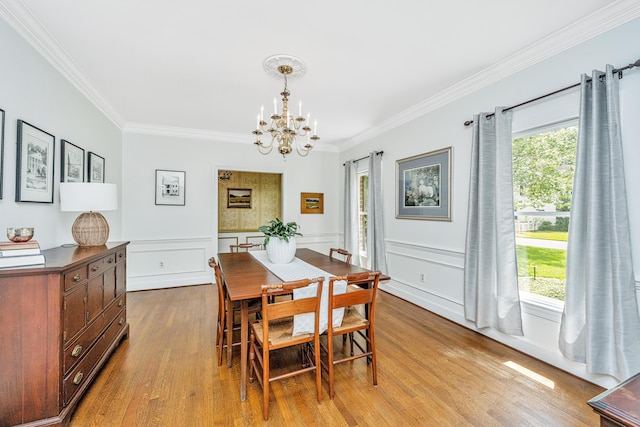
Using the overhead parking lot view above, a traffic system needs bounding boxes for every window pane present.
[513,125,577,302]
[359,174,369,254]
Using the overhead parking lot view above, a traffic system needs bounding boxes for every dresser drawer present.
[104,295,126,326]
[116,248,126,263]
[64,312,107,374]
[88,253,116,278]
[64,266,87,291]
[63,313,126,405]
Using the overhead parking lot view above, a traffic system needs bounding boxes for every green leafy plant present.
[258,218,302,246]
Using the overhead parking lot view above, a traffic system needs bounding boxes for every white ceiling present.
[2,0,639,150]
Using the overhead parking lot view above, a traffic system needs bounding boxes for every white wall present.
[339,18,640,388]
[121,131,340,290]
[0,18,122,249]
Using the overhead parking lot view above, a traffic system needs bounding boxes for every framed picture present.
[0,108,4,199]
[16,120,55,203]
[396,146,452,221]
[61,140,85,182]
[155,169,186,206]
[301,192,324,214]
[227,188,252,208]
[88,151,105,183]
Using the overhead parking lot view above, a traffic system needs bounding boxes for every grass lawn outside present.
[516,244,567,301]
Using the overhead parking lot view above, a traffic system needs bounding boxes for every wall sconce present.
[60,183,118,246]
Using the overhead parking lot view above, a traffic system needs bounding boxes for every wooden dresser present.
[0,242,129,427]
[588,372,640,427]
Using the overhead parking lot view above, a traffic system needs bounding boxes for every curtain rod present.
[463,58,640,126]
[342,150,384,166]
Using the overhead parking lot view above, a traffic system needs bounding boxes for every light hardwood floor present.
[70,284,603,426]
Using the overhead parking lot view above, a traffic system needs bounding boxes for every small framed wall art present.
[155,169,186,206]
[396,146,452,221]
[88,151,105,183]
[16,120,55,203]
[61,139,85,182]
[300,192,324,214]
[227,188,252,208]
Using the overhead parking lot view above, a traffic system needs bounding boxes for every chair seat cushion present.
[252,317,314,347]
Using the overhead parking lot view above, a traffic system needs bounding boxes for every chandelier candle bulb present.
[298,100,302,116]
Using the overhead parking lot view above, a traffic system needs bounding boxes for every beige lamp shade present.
[60,183,118,246]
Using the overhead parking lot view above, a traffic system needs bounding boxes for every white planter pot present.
[266,236,297,264]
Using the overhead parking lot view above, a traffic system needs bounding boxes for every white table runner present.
[250,250,346,336]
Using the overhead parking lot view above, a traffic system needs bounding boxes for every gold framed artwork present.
[301,192,324,214]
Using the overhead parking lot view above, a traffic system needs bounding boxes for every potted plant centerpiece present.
[258,218,302,264]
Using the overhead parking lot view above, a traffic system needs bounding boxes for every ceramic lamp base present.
[72,211,110,246]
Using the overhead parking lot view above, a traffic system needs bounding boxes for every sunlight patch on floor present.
[504,361,555,389]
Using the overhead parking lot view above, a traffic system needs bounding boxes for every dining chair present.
[229,242,264,253]
[249,277,325,420]
[321,270,381,399]
[208,257,261,367]
[329,247,352,265]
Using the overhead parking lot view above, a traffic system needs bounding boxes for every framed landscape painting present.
[301,192,324,214]
[16,120,55,203]
[227,188,252,208]
[155,169,185,206]
[61,139,85,182]
[396,146,452,221]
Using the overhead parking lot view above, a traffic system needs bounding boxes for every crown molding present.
[345,0,640,149]
[0,0,126,129]
[123,122,338,152]
[3,0,639,148]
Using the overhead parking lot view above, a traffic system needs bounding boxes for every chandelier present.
[218,170,232,181]
[253,55,320,158]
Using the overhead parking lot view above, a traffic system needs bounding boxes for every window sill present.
[519,291,563,322]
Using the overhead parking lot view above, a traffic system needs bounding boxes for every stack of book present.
[0,240,46,268]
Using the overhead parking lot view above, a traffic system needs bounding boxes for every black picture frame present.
[61,139,85,182]
[396,146,452,221]
[155,169,186,206]
[0,108,4,199]
[88,151,105,183]
[16,120,55,203]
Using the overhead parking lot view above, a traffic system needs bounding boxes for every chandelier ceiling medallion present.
[253,55,319,158]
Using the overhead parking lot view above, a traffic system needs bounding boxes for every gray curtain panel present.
[559,65,640,381]
[367,153,388,274]
[464,108,523,335]
[344,160,360,266]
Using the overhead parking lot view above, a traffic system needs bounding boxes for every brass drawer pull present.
[108,258,114,264]
[91,265,99,272]
[118,299,124,307]
[73,372,83,385]
[119,318,124,326]
[118,253,124,258]
[71,345,83,357]
[73,274,81,282]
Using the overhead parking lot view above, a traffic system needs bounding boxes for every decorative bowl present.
[7,227,34,242]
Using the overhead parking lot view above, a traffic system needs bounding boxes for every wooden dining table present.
[217,247,388,401]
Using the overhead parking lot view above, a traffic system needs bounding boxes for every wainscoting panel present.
[385,239,465,312]
[127,238,213,291]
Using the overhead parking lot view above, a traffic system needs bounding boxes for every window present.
[512,121,577,304]
[358,172,369,255]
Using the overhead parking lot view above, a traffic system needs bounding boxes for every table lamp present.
[60,183,118,246]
